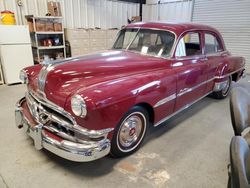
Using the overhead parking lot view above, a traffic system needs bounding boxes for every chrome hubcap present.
[222,78,230,95]
[119,114,143,148]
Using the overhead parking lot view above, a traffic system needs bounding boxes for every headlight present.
[19,70,28,84]
[71,95,87,117]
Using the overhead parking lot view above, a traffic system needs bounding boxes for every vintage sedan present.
[16,22,245,162]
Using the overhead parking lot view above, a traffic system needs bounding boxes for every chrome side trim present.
[154,91,212,127]
[154,94,176,108]
[214,67,244,79]
[177,77,215,97]
[153,68,244,108]
[154,77,215,108]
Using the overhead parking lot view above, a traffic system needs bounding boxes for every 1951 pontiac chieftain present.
[15,22,245,162]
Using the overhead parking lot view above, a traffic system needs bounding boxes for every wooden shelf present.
[31,31,64,35]
[26,15,63,20]
[26,15,66,64]
[32,45,65,50]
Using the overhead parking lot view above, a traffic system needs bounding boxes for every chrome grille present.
[25,92,77,141]
[25,92,103,143]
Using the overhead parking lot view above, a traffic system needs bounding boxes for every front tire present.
[212,76,232,99]
[110,106,149,157]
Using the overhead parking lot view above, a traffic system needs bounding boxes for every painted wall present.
[0,0,140,29]
[143,0,193,22]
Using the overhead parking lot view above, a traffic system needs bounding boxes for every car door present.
[202,32,226,94]
[172,31,208,111]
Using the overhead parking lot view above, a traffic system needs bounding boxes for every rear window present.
[205,33,223,54]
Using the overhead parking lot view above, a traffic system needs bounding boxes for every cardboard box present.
[27,21,34,32]
[36,20,46,31]
[131,16,141,22]
[54,22,62,31]
[47,1,62,16]
[45,22,54,31]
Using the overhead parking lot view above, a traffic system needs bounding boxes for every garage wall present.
[0,0,139,29]
[142,0,193,22]
[192,0,250,72]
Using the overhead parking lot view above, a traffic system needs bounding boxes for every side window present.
[205,33,223,54]
[175,32,202,57]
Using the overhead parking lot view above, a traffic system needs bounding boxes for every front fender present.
[64,70,172,132]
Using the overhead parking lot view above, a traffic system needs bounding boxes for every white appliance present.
[0,25,33,84]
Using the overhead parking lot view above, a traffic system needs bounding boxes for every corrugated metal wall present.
[192,0,250,72]
[142,0,193,22]
[0,0,139,29]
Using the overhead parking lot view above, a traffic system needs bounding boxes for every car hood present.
[31,50,167,108]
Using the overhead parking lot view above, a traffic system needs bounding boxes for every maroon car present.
[16,22,245,162]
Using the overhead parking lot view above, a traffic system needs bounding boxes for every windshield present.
[113,28,175,57]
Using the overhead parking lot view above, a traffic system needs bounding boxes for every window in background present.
[205,33,223,54]
[175,32,201,57]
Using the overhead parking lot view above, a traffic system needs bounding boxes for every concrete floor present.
[0,77,249,188]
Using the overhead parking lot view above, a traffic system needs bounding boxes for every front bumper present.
[15,97,111,162]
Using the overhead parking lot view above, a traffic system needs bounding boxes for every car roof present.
[125,21,220,37]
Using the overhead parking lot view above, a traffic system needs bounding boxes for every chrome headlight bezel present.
[19,70,28,84]
[71,94,87,118]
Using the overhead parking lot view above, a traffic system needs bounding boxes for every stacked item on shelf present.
[65,28,119,57]
[26,15,66,64]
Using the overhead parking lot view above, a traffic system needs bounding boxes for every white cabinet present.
[0,25,33,85]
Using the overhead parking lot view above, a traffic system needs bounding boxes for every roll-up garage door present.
[192,0,250,72]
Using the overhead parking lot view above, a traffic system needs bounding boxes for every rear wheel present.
[212,76,232,99]
[110,106,149,157]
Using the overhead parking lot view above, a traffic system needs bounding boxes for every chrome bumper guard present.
[15,97,111,162]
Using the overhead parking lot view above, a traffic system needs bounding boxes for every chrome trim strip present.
[154,94,176,108]
[154,68,244,108]
[154,91,212,127]
[214,67,244,79]
[154,77,215,108]
[177,77,215,97]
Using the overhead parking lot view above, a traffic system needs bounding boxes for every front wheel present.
[212,76,232,99]
[110,106,149,157]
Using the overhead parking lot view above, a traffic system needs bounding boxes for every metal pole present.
[191,0,195,22]
[158,0,160,20]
